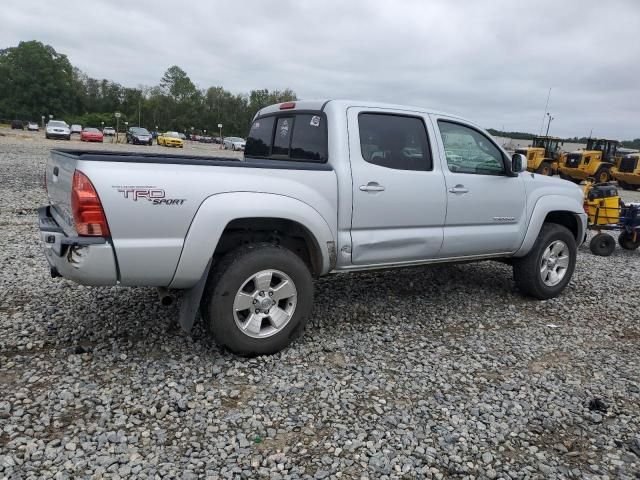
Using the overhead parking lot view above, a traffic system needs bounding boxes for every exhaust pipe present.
[157,287,175,307]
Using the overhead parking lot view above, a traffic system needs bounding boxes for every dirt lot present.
[1,127,639,479]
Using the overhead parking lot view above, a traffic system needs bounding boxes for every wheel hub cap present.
[232,269,298,339]
[540,240,570,287]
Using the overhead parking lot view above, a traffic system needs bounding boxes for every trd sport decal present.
[113,186,186,205]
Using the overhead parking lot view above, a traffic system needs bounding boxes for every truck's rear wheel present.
[513,223,576,299]
[201,244,313,356]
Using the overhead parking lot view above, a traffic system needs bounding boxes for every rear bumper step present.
[38,206,118,286]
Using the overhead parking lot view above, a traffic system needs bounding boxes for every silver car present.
[45,120,70,140]
[223,136,246,151]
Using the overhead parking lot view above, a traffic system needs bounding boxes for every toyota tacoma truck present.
[39,100,587,356]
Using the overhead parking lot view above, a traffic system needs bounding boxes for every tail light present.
[279,102,296,110]
[71,170,110,236]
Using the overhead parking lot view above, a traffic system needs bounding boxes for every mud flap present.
[178,257,212,332]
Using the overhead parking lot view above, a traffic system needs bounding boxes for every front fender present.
[514,195,587,257]
[169,192,335,288]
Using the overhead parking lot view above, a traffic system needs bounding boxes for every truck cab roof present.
[256,99,464,122]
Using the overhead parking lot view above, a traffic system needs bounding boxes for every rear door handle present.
[448,184,469,194]
[360,182,385,192]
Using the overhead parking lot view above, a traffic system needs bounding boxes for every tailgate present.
[46,150,78,235]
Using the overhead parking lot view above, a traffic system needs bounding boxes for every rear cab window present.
[245,112,328,162]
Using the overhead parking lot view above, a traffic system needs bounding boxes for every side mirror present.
[511,153,527,174]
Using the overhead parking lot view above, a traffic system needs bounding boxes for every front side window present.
[358,113,432,171]
[438,121,505,175]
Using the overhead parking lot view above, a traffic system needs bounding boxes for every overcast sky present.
[3,0,639,138]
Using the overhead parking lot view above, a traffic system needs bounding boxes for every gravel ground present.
[1,128,640,479]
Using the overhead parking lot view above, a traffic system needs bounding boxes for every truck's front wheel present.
[201,244,314,356]
[513,223,577,299]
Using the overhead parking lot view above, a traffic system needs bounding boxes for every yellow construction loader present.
[611,153,640,191]
[558,138,621,184]
[515,136,565,175]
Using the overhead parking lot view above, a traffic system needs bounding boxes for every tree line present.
[487,129,640,150]
[0,40,296,136]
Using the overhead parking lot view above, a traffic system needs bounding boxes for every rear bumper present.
[38,206,118,286]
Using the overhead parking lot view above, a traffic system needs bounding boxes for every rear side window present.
[358,113,432,171]
[245,113,328,162]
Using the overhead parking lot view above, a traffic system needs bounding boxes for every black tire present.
[513,223,577,300]
[618,231,640,250]
[536,161,552,176]
[201,244,314,356]
[149,140,153,146]
[66,135,71,141]
[595,167,611,184]
[590,233,616,256]
[45,134,49,140]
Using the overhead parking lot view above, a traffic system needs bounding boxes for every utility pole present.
[539,87,552,136]
[545,113,554,136]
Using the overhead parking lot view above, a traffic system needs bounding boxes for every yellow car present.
[157,131,184,148]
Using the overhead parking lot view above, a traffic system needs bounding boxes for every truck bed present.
[44,149,337,288]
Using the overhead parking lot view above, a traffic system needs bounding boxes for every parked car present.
[11,120,24,130]
[80,127,104,143]
[45,120,71,140]
[27,121,40,131]
[70,124,83,135]
[179,133,187,140]
[103,127,116,136]
[38,99,587,356]
[223,136,246,151]
[126,127,153,146]
[157,131,184,148]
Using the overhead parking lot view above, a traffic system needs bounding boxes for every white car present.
[223,137,246,151]
[45,121,71,140]
[27,122,39,131]
[70,124,83,135]
[103,127,116,136]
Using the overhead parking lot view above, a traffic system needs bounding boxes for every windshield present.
[131,127,150,135]
[227,137,244,142]
[84,128,99,133]
[164,132,180,138]
[48,121,67,127]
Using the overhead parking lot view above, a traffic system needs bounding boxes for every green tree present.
[160,66,197,102]
[0,40,76,119]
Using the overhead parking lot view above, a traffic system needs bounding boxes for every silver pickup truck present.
[39,100,587,355]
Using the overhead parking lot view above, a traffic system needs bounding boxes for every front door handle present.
[360,182,385,192]
[448,184,469,194]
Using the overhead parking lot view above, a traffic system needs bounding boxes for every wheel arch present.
[514,195,586,257]
[169,192,335,289]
